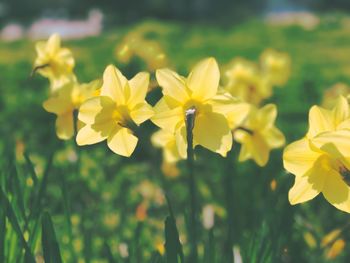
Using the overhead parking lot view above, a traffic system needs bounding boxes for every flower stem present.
[185,108,198,263]
[223,149,235,262]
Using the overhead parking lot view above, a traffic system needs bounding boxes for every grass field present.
[1,16,350,262]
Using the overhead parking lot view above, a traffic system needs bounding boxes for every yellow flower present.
[223,58,271,105]
[34,34,75,79]
[115,32,167,71]
[234,104,285,166]
[76,65,154,157]
[322,82,350,109]
[152,57,249,157]
[283,96,350,212]
[49,73,77,93]
[43,78,101,139]
[151,129,186,163]
[260,49,291,86]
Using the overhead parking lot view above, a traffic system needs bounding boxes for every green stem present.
[185,108,198,263]
[224,149,235,262]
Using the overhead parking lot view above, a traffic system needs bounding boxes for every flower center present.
[339,165,350,186]
[183,99,211,117]
[112,105,131,127]
[332,159,350,186]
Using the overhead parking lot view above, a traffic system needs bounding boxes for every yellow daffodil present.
[152,57,249,157]
[116,32,167,71]
[151,129,186,163]
[49,73,77,93]
[223,58,271,105]
[322,83,350,109]
[284,96,350,212]
[43,78,101,139]
[76,65,154,157]
[234,104,285,166]
[34,33,75,80]
[260,49,291,86]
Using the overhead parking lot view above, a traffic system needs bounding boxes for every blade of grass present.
[59,171,77,262]
[41,211,63,263]
[23,151,38,186]
[0,191,6,262]
[27,152,54,250]
[0,188,35,263]
[164,195,184,263]
[204,228,215,263]
[130,221,143,263]
[9,157,27,223]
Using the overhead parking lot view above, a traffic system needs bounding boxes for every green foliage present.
[41,211,63,263]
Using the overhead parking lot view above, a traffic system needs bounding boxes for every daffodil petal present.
[107,127,138,157]
[175,125,187,159]
[235,130,269,166]
[258,104,277,129]
[164,140,184,163]
[43,97,71,115]
[76,122,114,145]
[47,34,61,55]
[130,103,154,125]
[249,133,270,166]
[263,126,285,148]
[156,68,189,102]
[209,93,251,129]
[193,111,232,156]
[323,170,350,213]
[236,133,252,161]
[332,96,349,126]
[151,129,171,148]
[151,98,183,132]
[35,42,46,58]
[152,130,184,163]
[128,72,149,106]
[101,65,127,104]
[311,130,350,164]
[57,48,75,70]
[283,138,321,177]
[56,112,74,140]
[78,96,115,124]
[307,105,334,138]
[187,57,219,101]
[288,166,325,205]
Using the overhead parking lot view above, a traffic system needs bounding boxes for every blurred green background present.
[1,1,350,262]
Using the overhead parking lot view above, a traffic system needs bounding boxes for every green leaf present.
[27,152,54,250]
[0,188,35,263]
[59,172,77,262]
[9,156,26,222]
[164,196,184,263]
[41,211,63,263]
[23,151,38,186]
[0,191,6,263]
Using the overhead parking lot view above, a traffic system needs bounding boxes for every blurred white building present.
[27,9,103,40]
[0,9,103,41]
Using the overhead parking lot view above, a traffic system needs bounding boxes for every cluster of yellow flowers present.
[34,34,289,168]
[151,50,289,167]
[34,31,350,223]
[34,34,102,140]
